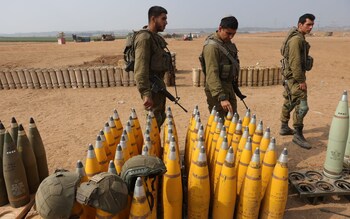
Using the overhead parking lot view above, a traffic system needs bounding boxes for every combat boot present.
[279,121,294,136]
[293,127,311,149]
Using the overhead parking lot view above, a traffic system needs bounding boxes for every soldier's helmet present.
[121,155,167,193]
[76,172,128,214]
[35,169,81,219]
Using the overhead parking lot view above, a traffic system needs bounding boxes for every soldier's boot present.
[293,127,311,149]
[279,121,294,136]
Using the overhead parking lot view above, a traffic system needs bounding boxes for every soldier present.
[201,16,245,120]
[134,6,172,128]
[279,13,315,149]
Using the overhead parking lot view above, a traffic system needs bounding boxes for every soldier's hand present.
[299,82,307,91]
[143,96,154,110]
[220,100,233,113]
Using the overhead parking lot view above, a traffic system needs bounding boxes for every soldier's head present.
[148,6,168,33]
[218,16,239,42]
[298,13,315,35]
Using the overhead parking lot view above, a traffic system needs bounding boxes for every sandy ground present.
[1,31,350,218]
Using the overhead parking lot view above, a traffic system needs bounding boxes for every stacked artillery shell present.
[28,117,49,182]
[226,113,238,145]
[61,68,71,88]
[43,69,53,89]
[74,68,83,88]
[126,121,139,157]
[119,135,131,162]
[212,136,229,195]
[259,127,271,162]
[101,67,109,88]
[187,146,210,218]
[260,148,289,219]
[162,133,183,219]
[84,144,101,179]
[241,108,251,130]
[260,137,277,200]
[235,126,249,167]
[87,68,95,88]
[36,69,46,89]
[3,131,30,208]
[81,68,89,88]
[17,69,27,89]
[68,68,77,88]
[323,90,349,179]
[251,120,263,153]
[71,161,85,218]
[76,160,96,218]
[130,177,151,218]
[10,117,19,146]
[94,135,108,172]
[236,137,252,196]
[24,69,33,89]
[94,67,102,88]
[131,108,143,152]
[114,67,122,86]
[236,148,261,219]
[29,69,40,89]
[185,106,198,172]
[100,130,113,161]
[0,122,9,206]
[55,69,65,88]
[11,69,21,88]
[17,124,40,194]
[229,119,243,156]
[5,69,15,89]
[248,114,257,136]
[212,147,236,219]
[107,67,116,87]
[49,69,58,88]
[192,67,200,87]
[0,70,9,90]
[204,106,216,143]
[113,109,124,143]
[114,144,125,175]
[104,122,116,159]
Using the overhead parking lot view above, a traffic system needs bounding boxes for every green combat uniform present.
[203,32,240,119]
[280,27,313,128]
[134,30,172,128]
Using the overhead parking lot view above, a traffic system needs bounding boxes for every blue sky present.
[1,0,349,34]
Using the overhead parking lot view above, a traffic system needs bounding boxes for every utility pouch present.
[305,56,313,71]
[220,64,232,79]
[280,58,287,71]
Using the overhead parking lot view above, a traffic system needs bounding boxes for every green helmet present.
[76,172,128,214]
[120,155,167,193]
[35,169,81,219]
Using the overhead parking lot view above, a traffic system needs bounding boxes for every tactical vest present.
[199,34,240,82]
[280,27,313,78]
[123,29,173,74]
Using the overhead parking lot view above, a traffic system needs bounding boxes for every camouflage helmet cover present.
[35,169,81,219]
[76,172,128,214]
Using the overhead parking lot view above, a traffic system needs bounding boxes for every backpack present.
[123,29,152,73]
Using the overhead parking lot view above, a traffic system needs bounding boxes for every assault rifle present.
[232,82,248,109]
[283,79,292,106]
[150,75,188,113]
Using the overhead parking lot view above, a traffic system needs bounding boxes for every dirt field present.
[1,31,350,218]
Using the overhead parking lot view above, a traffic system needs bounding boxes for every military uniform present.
[280,27,312,128]
[134,30,171,128]
[203,32,240,119]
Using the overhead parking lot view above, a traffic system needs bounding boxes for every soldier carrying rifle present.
[279,13,316,149]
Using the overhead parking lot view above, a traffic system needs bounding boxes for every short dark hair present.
[220,16,239,30]
[148,6,167,22]
[298,13,316,24]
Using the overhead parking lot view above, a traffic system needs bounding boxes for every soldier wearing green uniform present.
[279,14,315,149]
[134,6,171,128]
[202,16,242,120]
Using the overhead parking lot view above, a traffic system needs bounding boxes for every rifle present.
[150,75,188,113]
[283,79,292,106]
[232,82,248,110]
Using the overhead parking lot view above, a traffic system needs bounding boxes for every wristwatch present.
[218,94,227,101]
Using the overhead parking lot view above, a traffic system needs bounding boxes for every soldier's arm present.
[288,37,306,83]
[203,44,225,98]
[134,33,152,98]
